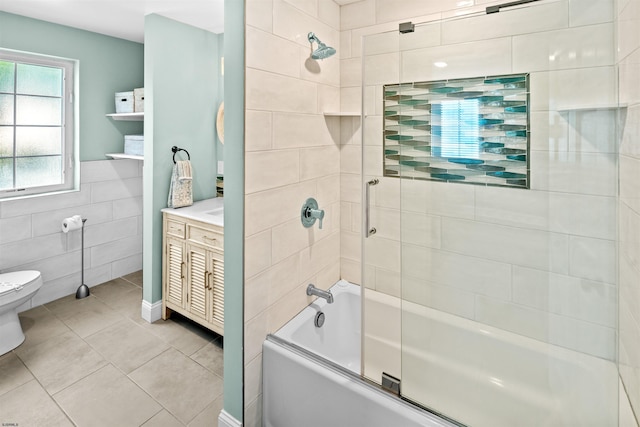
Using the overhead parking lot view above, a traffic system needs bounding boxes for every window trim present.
[0,48,78,199]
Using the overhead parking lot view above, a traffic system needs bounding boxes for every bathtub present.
[262,280,455,427]
[262,280,619,427]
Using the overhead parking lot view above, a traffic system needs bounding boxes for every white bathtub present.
[263,280,619,427]
[263,280,454,427]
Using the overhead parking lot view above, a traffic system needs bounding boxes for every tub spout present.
[306,284,333,304]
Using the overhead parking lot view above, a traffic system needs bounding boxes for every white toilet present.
[0,270,43,355]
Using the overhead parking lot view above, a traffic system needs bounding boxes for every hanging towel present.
[168,160,193,208]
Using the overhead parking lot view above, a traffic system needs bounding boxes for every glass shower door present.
[363,2,619,426]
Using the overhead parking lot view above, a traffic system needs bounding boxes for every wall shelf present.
[557,104,627,112]
[106,111,144,160]
[323,112,360,117]
[106,153,143,161]
[106,112,144,121]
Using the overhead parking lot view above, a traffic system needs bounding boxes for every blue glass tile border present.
[383,73,530,189]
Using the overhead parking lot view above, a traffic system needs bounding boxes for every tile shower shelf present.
[323,112,360,117]
[557,104,626,112]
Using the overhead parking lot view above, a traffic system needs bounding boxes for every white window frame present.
[0,49,77,199]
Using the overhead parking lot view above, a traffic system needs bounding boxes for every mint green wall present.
[216,34,225,168]
[223,0,244,421]
[0,12,143,161]
[142,14,220,304]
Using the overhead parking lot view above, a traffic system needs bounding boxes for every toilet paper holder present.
[76,218,89,299]
[62,216,90,299]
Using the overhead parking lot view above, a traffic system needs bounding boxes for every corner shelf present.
[106,153,143,161]
[323,112,360,117]
[106,112,144,121]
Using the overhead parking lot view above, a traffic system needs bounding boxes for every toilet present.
[0,271,43,355]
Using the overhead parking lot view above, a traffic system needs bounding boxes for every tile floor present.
[0,271,224,426]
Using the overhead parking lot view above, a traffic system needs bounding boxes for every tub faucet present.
[306,284,333,304]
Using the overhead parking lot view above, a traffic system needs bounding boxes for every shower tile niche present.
[383,73,530,188]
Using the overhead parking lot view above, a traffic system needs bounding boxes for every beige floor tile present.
[188,394,224,427]
[190,340,224,377]
[15,330,107,394]
[46,294,122,338]
[18,305,70,352]
[0,352,34,396]
[0,380,73,426]
[54,364,162,427]
[6,275,226,427]
[91,277,139,307]
[142,315,216,356]
[130,348,223,424]
[142,409,185,427]
[123,270,143,287]
[116,287,144,317]
[86,319,169,373]
[114,289,144,321]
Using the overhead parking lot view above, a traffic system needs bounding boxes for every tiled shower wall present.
[618,0,640,420]
[243,1,342,425]
[342,0,618,361]
[0,159,143,308]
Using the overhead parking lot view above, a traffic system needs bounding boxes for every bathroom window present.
[0,49,76,199]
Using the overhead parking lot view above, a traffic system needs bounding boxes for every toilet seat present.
[0,270,41,285]
[0,282,23,296]
[0,271,41,296]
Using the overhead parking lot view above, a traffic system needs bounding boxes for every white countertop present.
[161,197,224,226]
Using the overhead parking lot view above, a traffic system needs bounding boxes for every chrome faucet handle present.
[308,207,324,229]
[301,198,325,230]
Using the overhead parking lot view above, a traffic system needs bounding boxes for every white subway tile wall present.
[244,0,341,424]
[0,159,143,308]
[618,0,640,417]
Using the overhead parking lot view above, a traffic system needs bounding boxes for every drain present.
[314,311,325,328]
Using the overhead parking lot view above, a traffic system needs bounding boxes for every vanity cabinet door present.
[186,243,209,322]
[164,236,185,309]
[207,249,224,334]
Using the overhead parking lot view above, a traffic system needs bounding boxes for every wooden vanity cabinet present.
[162,212,224,335]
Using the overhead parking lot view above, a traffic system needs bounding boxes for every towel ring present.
[171,146,191,164]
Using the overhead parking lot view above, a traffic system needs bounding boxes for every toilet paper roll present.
[61,215,83,233]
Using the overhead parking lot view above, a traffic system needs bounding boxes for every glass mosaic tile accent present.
[383,73,530,188]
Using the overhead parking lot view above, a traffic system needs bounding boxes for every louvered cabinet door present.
[207,250,224,334]
[165,237,185,308]
[186,243,209,322]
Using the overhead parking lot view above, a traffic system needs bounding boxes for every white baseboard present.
[218,409,242,427]
[141,300,162,323]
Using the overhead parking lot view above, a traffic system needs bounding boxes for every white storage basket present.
[115,91,134,113]
[124,135,144,156]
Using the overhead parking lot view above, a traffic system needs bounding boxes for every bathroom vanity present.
[161,198,224,335]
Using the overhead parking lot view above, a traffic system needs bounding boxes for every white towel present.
[168,160,193,208]
[178,160,192,181]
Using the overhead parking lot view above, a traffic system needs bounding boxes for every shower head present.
[308,32,336,60]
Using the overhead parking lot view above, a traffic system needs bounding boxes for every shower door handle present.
[365,178,379,238]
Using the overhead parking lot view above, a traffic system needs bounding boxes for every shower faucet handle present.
[308,207,324,229]
[301,198,325,230]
